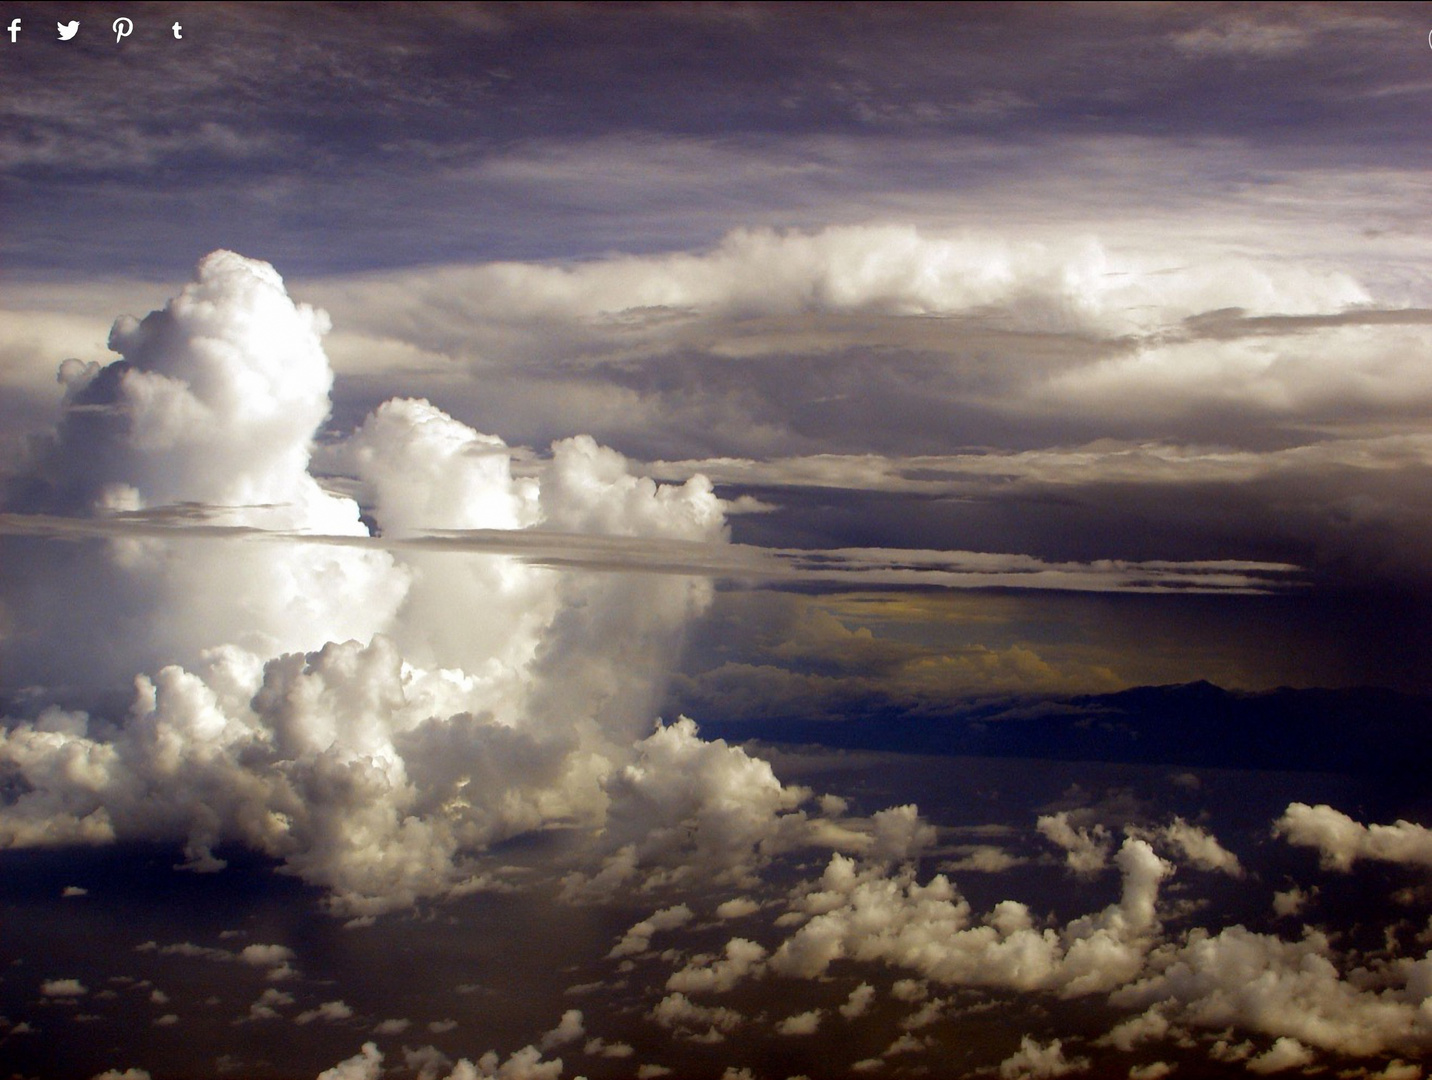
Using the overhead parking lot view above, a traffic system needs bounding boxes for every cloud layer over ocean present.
[0,251,1427,1080]
[3,6,1431,1079]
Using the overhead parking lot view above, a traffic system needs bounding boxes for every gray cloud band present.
[0,511,1301,594]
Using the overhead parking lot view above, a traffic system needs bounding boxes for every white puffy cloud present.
[405,1046,458,1080]
[1246,1036,1316,1074]
[997,1035,1090,1079]
[1149,819,1243,878]
[295,1000,353,1026]
[1275,803,1432,871]
[649,992,744,1041]
[437,1046,563,1080]
[565,740,938,909]
[774,1009,822,1036]
[316,1042,383,1080]
[714,897,760,921]
[244,988,294,1022]
[1127,1063,1174,1080]
[573,718,816,897]
[899,998,947,1031]
[41,978,86,997]
[239,944,295,968]
[608,905,693,959]
[1096,1007,1170,1052]
[1037,813,1113,876]
[582,1038,633,1058]
[884,1032,930,1056]
[839,982,876,1019]
[769,837,1171,997]
[1111,925,1432,1057]
[890,979,928,1003]
[868,804,936,865]
[537,1009,584,1051]
[1272,885,1314,918]
[1360,1061,1424,1080]
[666,938,767,995]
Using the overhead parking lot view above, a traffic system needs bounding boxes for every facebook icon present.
[7,18,20,42]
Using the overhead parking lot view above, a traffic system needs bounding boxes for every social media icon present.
[112,16,132,42]
[172,21,182,39]
[6,18,20,42]
[57,20,79,40]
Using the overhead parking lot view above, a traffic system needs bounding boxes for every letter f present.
[7,18,20,42]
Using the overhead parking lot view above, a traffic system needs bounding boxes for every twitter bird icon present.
[57,20,79,40]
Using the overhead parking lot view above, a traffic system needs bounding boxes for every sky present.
[1,3,1432,1079]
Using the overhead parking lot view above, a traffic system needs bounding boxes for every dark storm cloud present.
[663,439,1432,588]
[4,2,1432,275]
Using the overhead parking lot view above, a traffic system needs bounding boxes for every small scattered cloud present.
[538,1010,584,1051]
[840,983,876,1020]
[609,906,693,959]
[295,1000,353,1026]
[1246,1036,1316,1074]
[775,1009,822,1036]
[714,897,760,920]
[997,1035,1090,1079]
[40,979,86,998]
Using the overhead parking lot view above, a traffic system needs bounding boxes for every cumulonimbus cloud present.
[0,251,821,913]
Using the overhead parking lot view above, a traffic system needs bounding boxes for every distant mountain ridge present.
[700,681,1432,776]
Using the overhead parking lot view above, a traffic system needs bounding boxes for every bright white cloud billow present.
[1275,803,1432,872]
[3,251,407,690]
[767,836,1171,997]
[0,251,772,912]
[1110,924,1432,1057]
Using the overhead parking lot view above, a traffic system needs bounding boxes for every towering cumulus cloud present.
[0,251,729,911]
[4,251,408,688]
